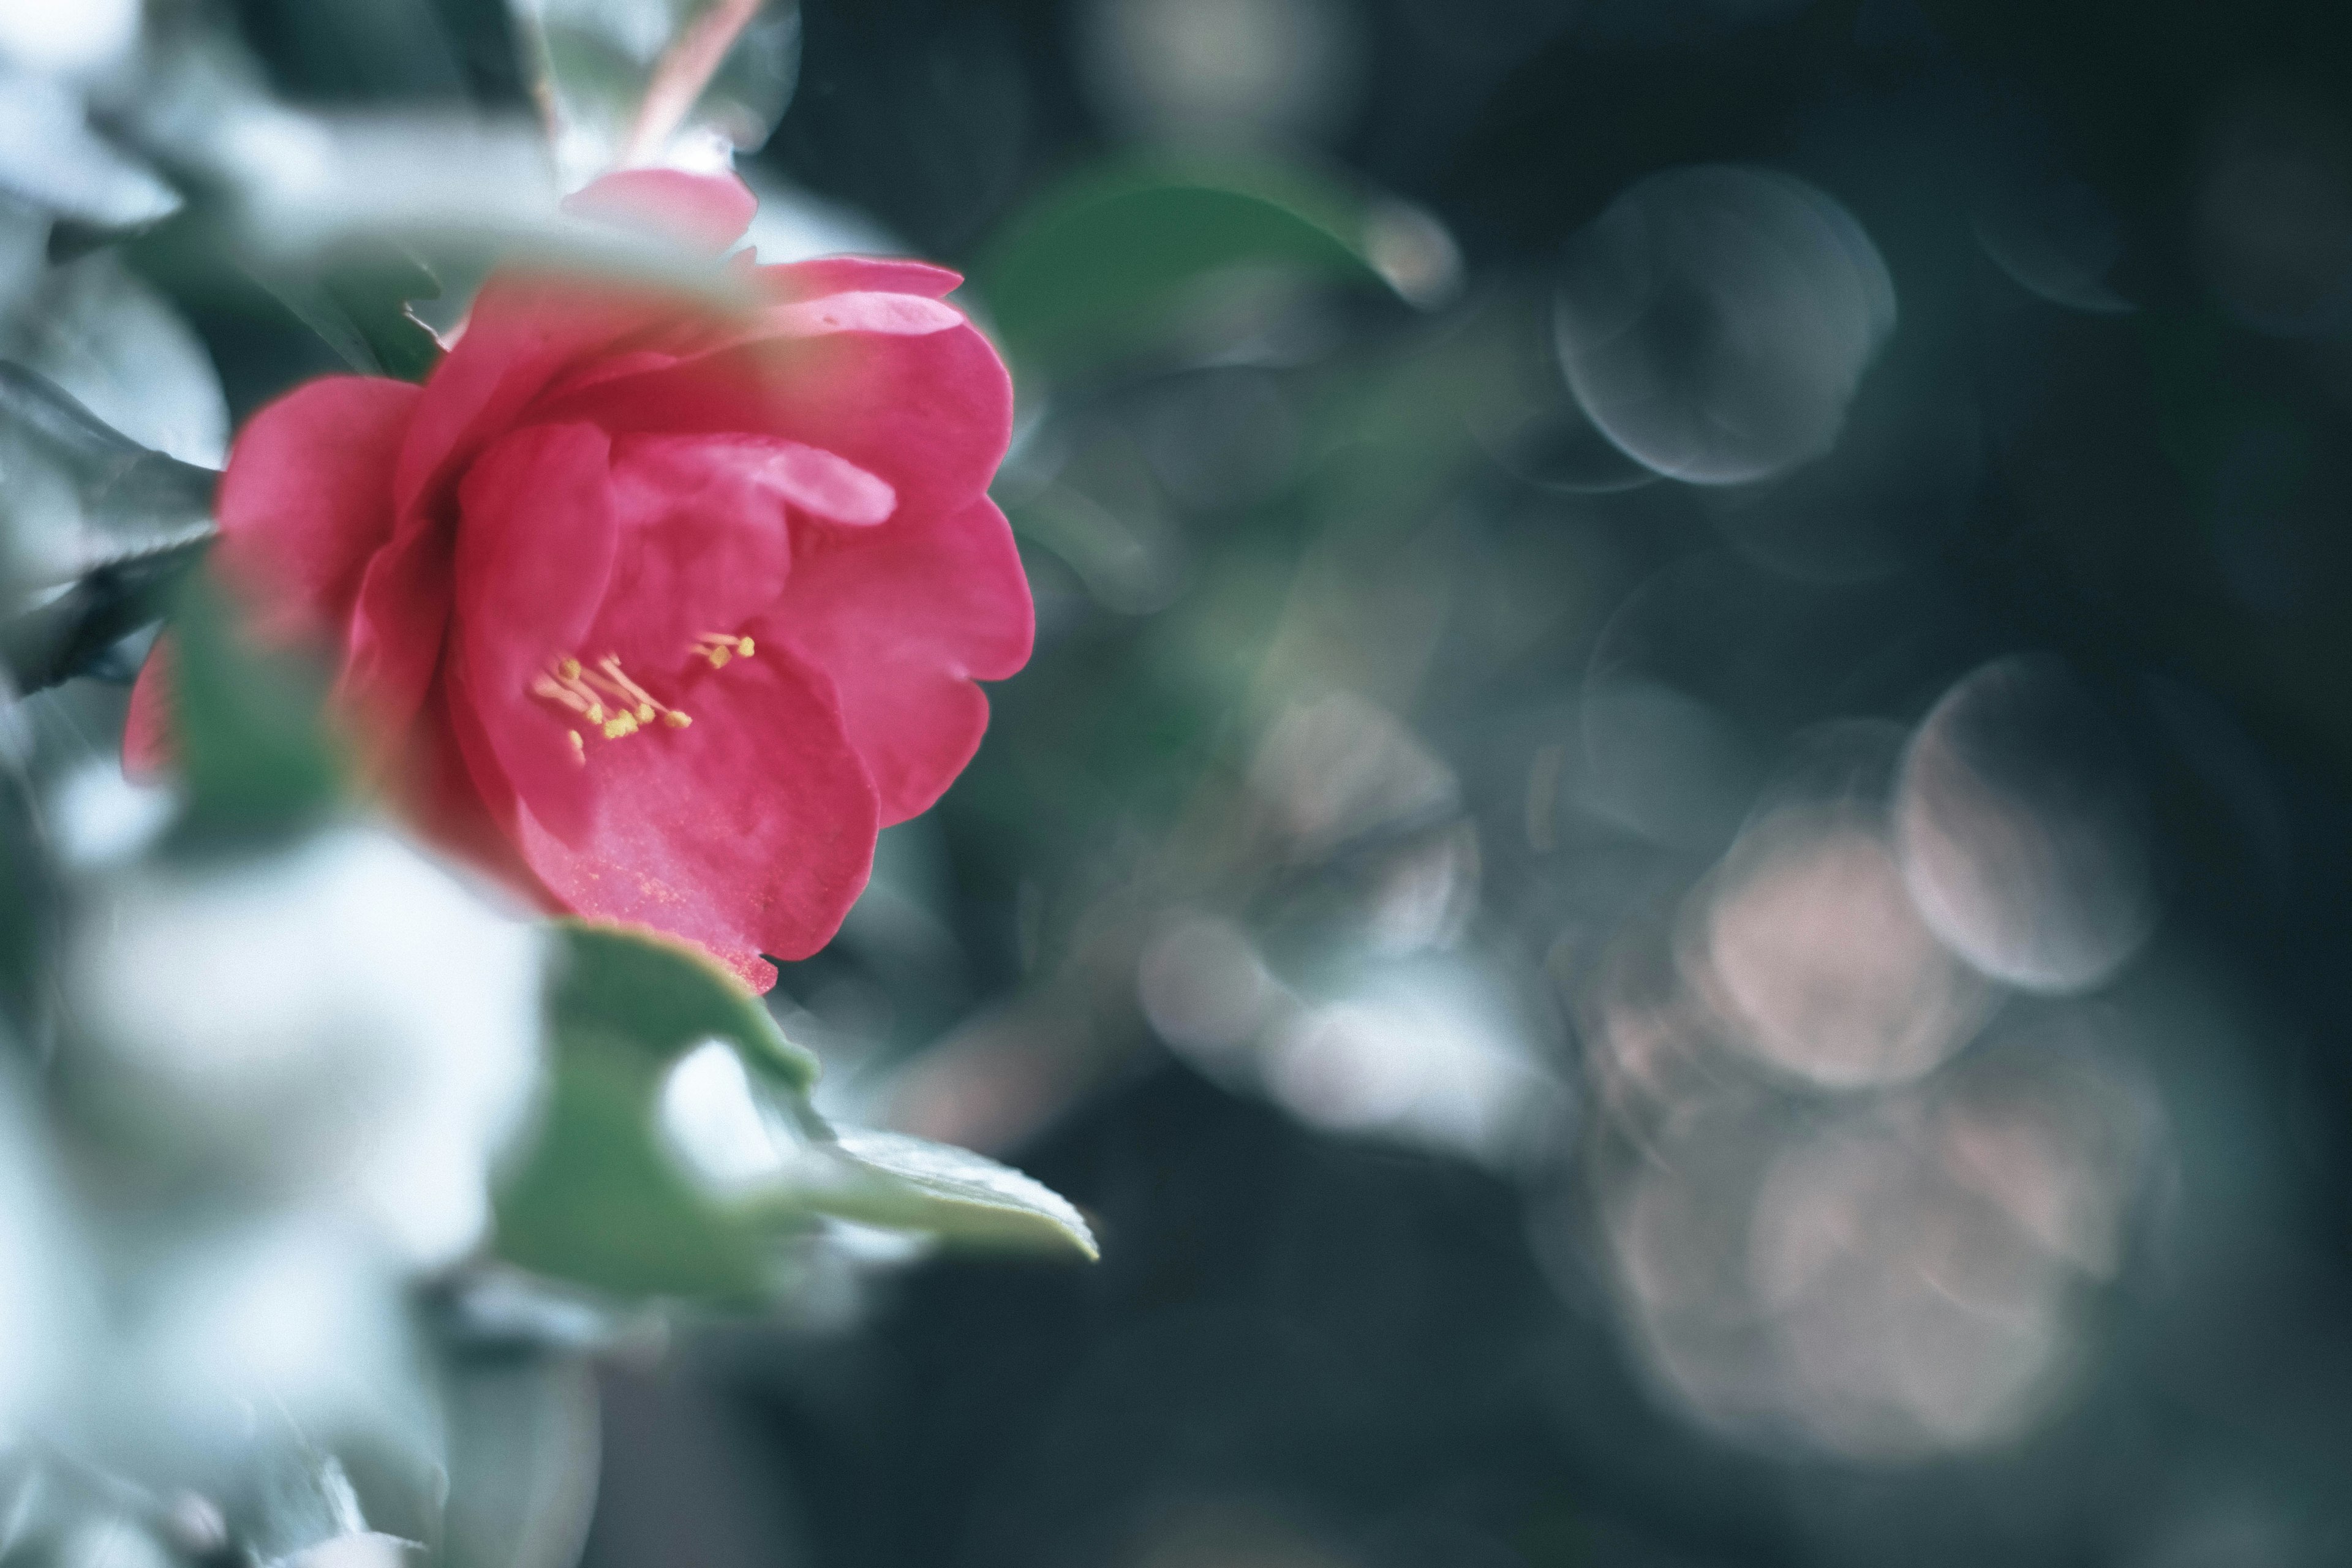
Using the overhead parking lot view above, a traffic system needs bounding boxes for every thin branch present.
[616,0,767,169]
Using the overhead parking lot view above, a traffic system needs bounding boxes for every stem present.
[616,0,767,170]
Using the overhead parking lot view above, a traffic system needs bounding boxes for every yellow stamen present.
[693,631,756,666]
[591,657,665,717]
[533,651,692,750]
[533,673,608,725]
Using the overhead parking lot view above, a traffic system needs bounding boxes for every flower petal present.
[769,496,1032,824]
[213,376,420,644]
[511,644,880,989]
[759,256,964,301]
[761,292,963,338]
[742,439,894,526]
[393,275,687,522]
[339,526,454,747]
[533,312,1012,530]
[450,423,622,842]
[123,638,173,780]
[562,168,758,252]
[608,431,893,530]
[401,679,557,912]
[578,432,814,664]
[392,172,759,517]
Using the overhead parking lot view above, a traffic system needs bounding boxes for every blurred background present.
[7,0,2352,1565]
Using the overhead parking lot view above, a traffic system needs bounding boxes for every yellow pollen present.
[535,650,693,753]
[693,631,755,666]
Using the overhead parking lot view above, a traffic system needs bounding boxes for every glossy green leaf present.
[324,250,445,382]
[549,921,820,1091]
[0,359,221,695]
[772,1128,1099,1261]
[0,355,217,579]
[249,249,444,383]
[494,1030,773,1303]
[163,568,342,843]
[974,158,1400,375]
[498,924,820,1302]
[503,929,1091,1300]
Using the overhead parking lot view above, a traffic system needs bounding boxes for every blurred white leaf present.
[60,1215,418,1487]
[251,1455,422,1568]
[282,1536,417,1568]
[55,1520,176,1568]
[44,760,174,870]
[0,67,176,230]
[0,0,138,77]
[225,113,562,257]
[0,254,225,595]
[112,45,764,315]
[0,1069,80,1436]
[67,826,548,1269]
[6,252,228,468]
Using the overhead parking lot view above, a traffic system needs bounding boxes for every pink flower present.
[127,170,1030,992]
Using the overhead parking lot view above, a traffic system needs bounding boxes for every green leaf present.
[0,358,216,548]
[777,1128,1100,1261]
[550,920,819,1091]
[0,360,221,694]
[0,75,178,232]
[162,567,342,842]
[250,249,445,383]
[0,532,210,696]
[974,157,1402,376]
[496,922,818,1303]
[494,1030,773,1302]
[323,251,446,382]
[500,927,1093,1301]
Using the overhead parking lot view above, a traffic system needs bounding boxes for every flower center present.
[529,634,755,763]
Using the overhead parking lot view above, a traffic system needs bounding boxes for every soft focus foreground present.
[4,3,2352,1568]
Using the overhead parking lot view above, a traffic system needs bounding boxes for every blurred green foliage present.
[554,921,821,1091]
[975,158,1402,375]
[164,567,343,844]
[498,1024,782,1302]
